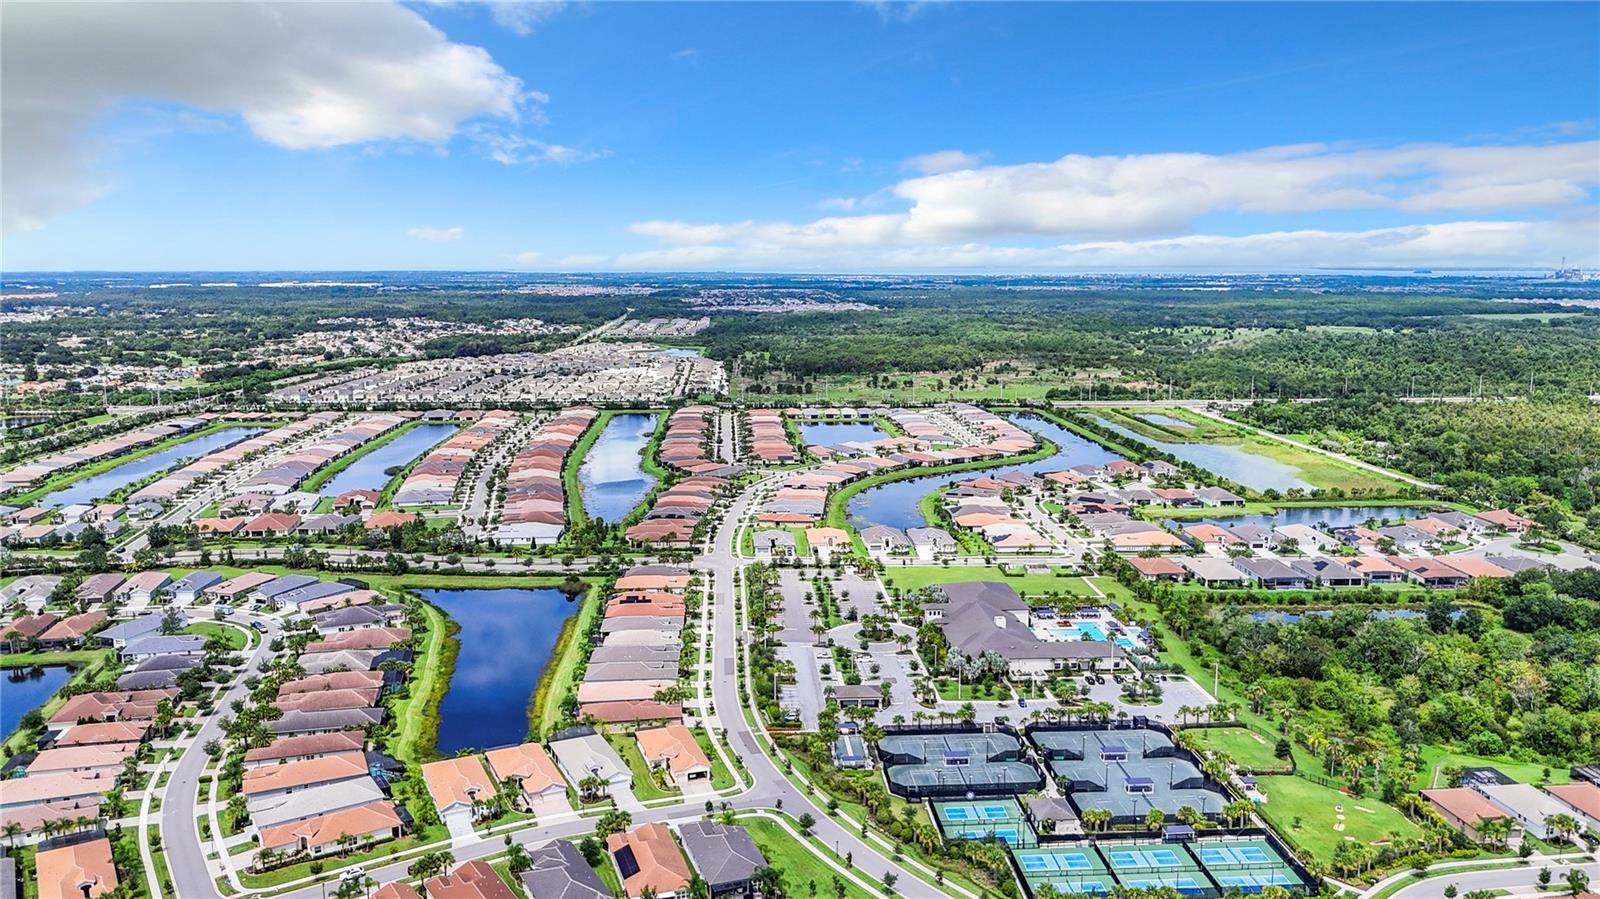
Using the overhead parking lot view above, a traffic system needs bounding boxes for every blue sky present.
[2,1,1596,271]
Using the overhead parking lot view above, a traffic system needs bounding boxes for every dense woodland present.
[1157,565,1600,782]
[1237,397,1600,545]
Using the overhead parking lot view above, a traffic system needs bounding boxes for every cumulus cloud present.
[901,149,987,175]
[615,139,1599,269]
[610,218,1599,272]
[2,2,530,234]
[502,250,545,266]
[407,226,465,242]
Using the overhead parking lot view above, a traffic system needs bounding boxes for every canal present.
[318,423,459,497]
[1181,505,1425,531]
[38,426,267,507]
[420,588,580,753]
[847,413,1123,530]
[1091,415,1315,492]
[1,665,73,741]
[579,413,659,523]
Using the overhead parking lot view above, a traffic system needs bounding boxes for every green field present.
[736,815,878,899]
[1185,726,1289,772]
[180,621,246,651]
[1255,774,1423,864]
[530,586,600,738]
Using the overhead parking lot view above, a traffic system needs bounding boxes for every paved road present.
[158,469,943,899]
[1367,857,1599,898]
[161,613,282,899]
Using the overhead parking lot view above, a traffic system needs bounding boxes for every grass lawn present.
[562,410,611,526]
[1414,747,1569,790]
[736,816,878,899]
[181,621,246,651]
[607,734,678,801]
[1184,726,1289,772]
[935,678,1010,701]
[695,727,737,790]
[391,599,448,766]
[531,587,601,738]
[1255,774,1423,865]
[237,828,444,888]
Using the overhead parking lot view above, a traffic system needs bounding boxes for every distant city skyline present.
[2,1,1596,272]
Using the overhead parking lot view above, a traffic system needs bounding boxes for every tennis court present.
[1013,847,1114,895]
[934,798,1034,846]
[937,799,1021,822]
[1191,838,1306,893]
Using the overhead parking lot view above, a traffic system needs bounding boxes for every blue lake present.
[1092,416,1314,492]
[847,413,1124,530]
[579,413,659,523]
[1,665,73,740]
[39,426,267,507]
[1184,505,1425,531]
[421,588,579,753]
[318,423,458,496]
[797,420,886,446]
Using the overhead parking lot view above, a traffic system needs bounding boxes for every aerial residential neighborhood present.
[3,2,1599,899]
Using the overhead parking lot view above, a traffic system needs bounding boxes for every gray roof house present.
[169,571,223,604]
[751,529,797,559]
[906,527,956,560]
[679,821,769,897]
[859,525,911,555]
[269,707,384,735]
[98,612,181,649]
[1289,557,1367,587]
[120,634,207,660]
[519,840,610,899]
[1233,558,1312,590]
[1227,524,1279,548]
[1196,486,1246,506]
[937,582,1125,677]
[549,731,630,788]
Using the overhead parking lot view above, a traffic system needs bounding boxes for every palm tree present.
[1144,807,1166,831]
[1175,806,1203,828]
[1081,808,1113,832]
[1223,799,1255,828]
[1544,813,1581,845]
[2,822,21,848]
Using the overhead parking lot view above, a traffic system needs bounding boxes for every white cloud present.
[2,1,531,234]
[503,250,545,266]
[610,218,1599,272]
[901,149,987,175]
[407,226,465,242]
[559,254,609,267]
[481,132,611,166]
[619,139,1598,268]
[487,1,566,36]
[671,48,700,62]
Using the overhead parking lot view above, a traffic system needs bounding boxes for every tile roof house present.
[421,755,495,824]
[425,859,518,899]
[35,836,118,899]
[258,799,403,857]
[1422,787,1523,846]
[484,742,571,816]
[634,725,712,792]
[607,822,692,899]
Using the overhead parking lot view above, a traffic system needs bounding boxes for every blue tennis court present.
[1217,872,1296,890]
[1197,845,1272,866]
[1105,848,1183,869]
[1120,875,1206,893]
[1017,850,1096,872]
[938,802,1015,821]
[956,827,1022,844]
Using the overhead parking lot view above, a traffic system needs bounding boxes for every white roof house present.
[549,733,630,789]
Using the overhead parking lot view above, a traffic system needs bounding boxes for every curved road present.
[160,470,940,899]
